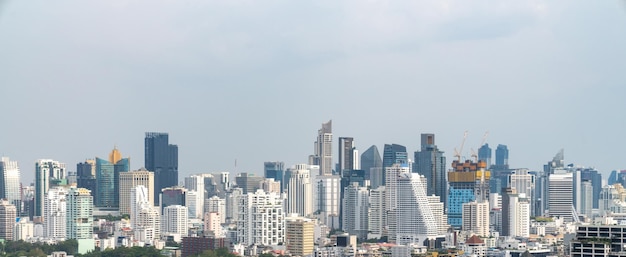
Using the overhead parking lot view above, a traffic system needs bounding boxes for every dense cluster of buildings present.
[0,121,623,256]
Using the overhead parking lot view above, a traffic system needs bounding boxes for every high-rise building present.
[501,188,530,237]
[95,147,130,208]
[580,181,594,217]
[310,120,333,176]
[185,190,203,219]
[478,144,492,169]
[162,205,189,238]
[341,182,369,239]
[580,168,602,209]
[66,187,95,254]
[225,188,242,225]
[44,187,67,239]
[234,173,263,194]
[0,157,20,207]
[13,217,34,241]
[413,134,447,208]
[0,199,17,240]
[145,132,178,205]
[360,145,382,189]
[427,195,448,236]
[313,174,340,228]
[205,195,226,224]
[161,187,186,210]
[131,185,161,244]
[548,171,574,221]
[338,137,359,176]
[382,144,407,186]
[285,214,315,257]
[368,186,386,239]
[76,160,96,197]
[204,212,223,237]
[119,168,154,215]
[284,164,313,217]
[130,185,151,228]
[264,162,285,192]
[447,160,490,228]
[395,172,438,243]
[261,178,281,194]
[462,200,490,237]
[384,163,410,241]
[236,190,285,246]
[508,169,535,215]
[494,144,509,168]
[35,159,66,218]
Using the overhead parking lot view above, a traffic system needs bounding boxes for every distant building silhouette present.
[382,144,407,186]
[309,120,333,176]
[478,144,492,169]
[264,162,285,192]
[360,145,382,189]
[413,134,447,208]
[145,132,178,206]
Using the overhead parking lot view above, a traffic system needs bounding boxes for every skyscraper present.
[368,186,386,239]
[341,182,369,239]
[360,145,382,189]
[145,132,178,205]
[395,172,438,244]
[508,169,535,215]
[494,144,509,168]
[0,199,16,240]
[384,163,410,241]
[237,190,285,246]
[580,168,602,209]
[95,147,130,208]
[382,144,407,186]
[413,134,447,208]
[462,200,490,237]
[478,144,492,169]
[338,137,358,176]
[548,172,574,221]
[0,157,21,206]
[66,187,95,254]
[119,168,154,215]
[310,120,333,176]
[44,187,67,239]
[285,214,315,257]
[234,173,263,194]
[35,159,66,218]
[76,160,96,197]
[284,164,313,217]
[264,162,285,192]
[314,174,340,228]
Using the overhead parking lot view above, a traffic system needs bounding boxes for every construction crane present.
[453,131,468,162]
[471,131,489,162]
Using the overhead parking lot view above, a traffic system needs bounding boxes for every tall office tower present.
[384,163,410,241]
[580,181,593,217]
[413,134,447,208]
[225,188,243,225]
[234,173,263,194]
[494,144,509,169]
[206,195,226,224]
[35,159,66,218]
[310,120,333,176]
[395,173,438,244]
[186,190,203,219]
[145,132,179,206]
[508,169,535,215]
[161,186,186,210]
[76,160,96,197]
[313,174,340,228]
[368,186,386,239]
[0,199,17,240]
[204,212,223,237]
[237,190,285,246]
[119,168,154,215]
[338,137,359,176]
[478,144,492,169]
[0,157,20,207]
[95,147,130,208]
[162,205,189,237]
[66,187,95,254]
[427,195,448,236]
[284,164,313,217]
[341,182,369,239]
[361,145,383,189]
[261,178,281,194]
[264,162,285,192]
[44,187,67,239]
[447,160,490,228]
[382,144,408,185]
[548,171,574,221]
[580,168,602,209]
[285,214,315,257]
[462,201,490,237]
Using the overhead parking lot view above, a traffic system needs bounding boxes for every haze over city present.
[1,0,625,184]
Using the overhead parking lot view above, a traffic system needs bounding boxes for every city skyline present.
[1,1,626,184]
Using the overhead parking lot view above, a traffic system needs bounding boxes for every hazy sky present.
[1,1,625,184]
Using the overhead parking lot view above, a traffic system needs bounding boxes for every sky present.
[1,0,625,184]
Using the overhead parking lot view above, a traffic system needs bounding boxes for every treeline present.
[0,239,78,257]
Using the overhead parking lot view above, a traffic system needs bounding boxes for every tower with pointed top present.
[95,147,130,207]
[310,121,333,176]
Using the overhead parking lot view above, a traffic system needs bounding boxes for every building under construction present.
[447,159,490,228]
